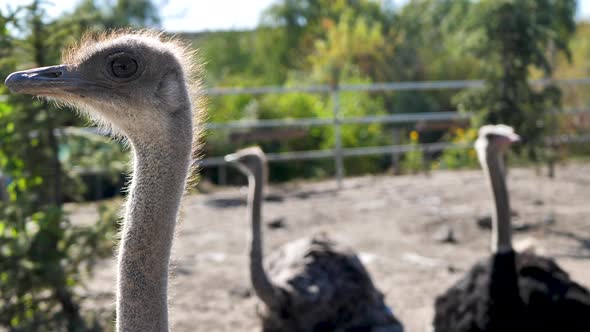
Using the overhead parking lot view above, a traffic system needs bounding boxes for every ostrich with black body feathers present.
[433,124,590,332]
[225,147,404,332]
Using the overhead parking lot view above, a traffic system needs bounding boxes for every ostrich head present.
[225,146,268,181]
[475,124,520,168]
[4,31,200,145]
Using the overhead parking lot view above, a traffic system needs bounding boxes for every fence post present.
[422,146,431,176]
[332,83,344,189]
[391,127,401,175]
[218,164,227,186]
[0,174,6,202]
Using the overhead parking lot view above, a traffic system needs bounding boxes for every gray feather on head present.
[477,124,520,143]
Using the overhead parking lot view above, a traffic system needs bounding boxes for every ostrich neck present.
[116,137,191,332]
[248,166,279,308]
[485,149,512,254]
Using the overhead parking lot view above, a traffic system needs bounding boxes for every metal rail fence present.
[199,77,590,189]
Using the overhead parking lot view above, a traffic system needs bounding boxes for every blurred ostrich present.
[225,146,403,332]
[5,31,203,332]
[433,124,590,332]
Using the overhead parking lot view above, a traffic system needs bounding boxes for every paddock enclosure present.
[74,162,590,332]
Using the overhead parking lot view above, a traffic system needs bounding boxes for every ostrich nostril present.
[39,70,63,79]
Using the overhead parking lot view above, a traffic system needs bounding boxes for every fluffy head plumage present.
[477,124,520,142]
[475,124,520,168]
[63,29,204,138]
[68,30,206,187]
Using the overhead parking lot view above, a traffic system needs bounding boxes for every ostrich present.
[225,147,403,332]
[5,31,202,332]
[433,124,590,332]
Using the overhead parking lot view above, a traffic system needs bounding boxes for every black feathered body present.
[259,234,403,332]
[433,251,590,332]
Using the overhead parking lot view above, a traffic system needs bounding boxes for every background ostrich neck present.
[117,135,191,331]
[248,165,279,308]
[486,148,512,253]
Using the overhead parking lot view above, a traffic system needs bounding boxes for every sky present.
[8,0,590,32]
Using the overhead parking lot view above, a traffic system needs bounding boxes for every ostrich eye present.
[109,54,138,79]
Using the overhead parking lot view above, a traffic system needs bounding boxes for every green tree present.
[392,0,481,131]
[0,2,92,329]
[308,9,385,84]
[258,0,395,83]
[454,0,576,160]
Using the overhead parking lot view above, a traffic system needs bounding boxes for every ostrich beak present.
[5,65,81,96]
[496,133,520,147]
[507,133,521,144]
[224,153,238,163]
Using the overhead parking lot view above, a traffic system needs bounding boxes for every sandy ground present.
[74,162,590,332]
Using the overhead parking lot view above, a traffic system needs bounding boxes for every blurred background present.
[2,0,590,331]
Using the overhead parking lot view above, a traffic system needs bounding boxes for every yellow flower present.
[410,130,419,141]
[321,18,335,30]
[456,128,465,137]
[468,149,476,158]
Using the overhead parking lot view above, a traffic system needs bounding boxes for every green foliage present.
[192,0,578,181]
[308,9,385,83]
[0,204,117,331]
[400,130,424,173]
[60,131,129,201]
[438,127,479,170]
[259,92,331,180]
[65,0,160,30]
[258,0,394,81]
[453,0,576,161]
[207,83,390,181]
[196,0,436,180]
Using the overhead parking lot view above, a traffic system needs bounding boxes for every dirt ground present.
[74,162,590,332]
